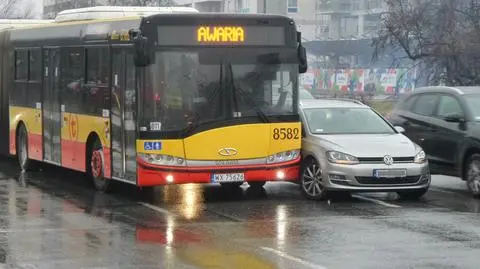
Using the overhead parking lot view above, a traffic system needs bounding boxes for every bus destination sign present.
[157,25,285,46]
[197,26,245,43]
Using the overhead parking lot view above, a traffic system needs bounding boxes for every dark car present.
[387,86,480,197]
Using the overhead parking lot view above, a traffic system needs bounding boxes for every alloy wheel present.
[301,160,326,199]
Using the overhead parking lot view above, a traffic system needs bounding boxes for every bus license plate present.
[212,173,245,183]
[373,169,407,178]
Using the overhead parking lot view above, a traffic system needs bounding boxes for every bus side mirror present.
[298,45,308,74]
[297,32,308,74]
[130,29,151,67]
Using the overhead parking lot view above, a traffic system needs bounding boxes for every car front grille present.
[358,157,415,164]
[355,176,421,185]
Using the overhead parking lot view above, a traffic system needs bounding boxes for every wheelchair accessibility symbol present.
[144,141,162,151]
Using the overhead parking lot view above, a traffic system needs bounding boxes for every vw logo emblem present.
[383,155,394,166]
[218,148,238,157]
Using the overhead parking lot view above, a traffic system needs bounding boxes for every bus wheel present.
[16,124,33,172]
[90,140,111,193]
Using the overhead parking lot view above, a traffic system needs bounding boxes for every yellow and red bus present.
[0,6,308,191]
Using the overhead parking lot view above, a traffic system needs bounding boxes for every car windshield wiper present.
[226,63,270,123]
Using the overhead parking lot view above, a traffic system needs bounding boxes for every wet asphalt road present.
[1,157,480,269]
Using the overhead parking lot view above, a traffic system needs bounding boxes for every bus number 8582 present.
[273,128,300,140]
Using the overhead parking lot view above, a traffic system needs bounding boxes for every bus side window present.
[27,49,42,108]
[85,47,110,116]
[61,48,84,114]
[12,49,28,107]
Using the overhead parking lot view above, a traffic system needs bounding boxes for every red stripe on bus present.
[137,162,300,187]
[9,130,16,155]
[103,147,111,179]
[61,139,86,171]
[137,157,301,172]
[27,133,43,161]
[61,139,110,178]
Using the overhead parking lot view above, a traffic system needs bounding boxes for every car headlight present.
[414,150,426,164]
[326,151,359,165]
[267,150,300,164]
[138,153,186,166]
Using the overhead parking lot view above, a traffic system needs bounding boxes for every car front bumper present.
[321,161,431,192]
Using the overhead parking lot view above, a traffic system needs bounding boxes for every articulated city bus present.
[0,6,308,191]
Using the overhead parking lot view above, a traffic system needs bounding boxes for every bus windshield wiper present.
[185,62,224,134]
[227,63,270,123]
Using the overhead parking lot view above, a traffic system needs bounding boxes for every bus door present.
[42,49,62,164]
[111,48,137,182]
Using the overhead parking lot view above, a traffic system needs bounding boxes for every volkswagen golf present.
[299,99,431,200]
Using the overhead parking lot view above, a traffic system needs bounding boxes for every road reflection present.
[162,184,205,220]
[4,169,283,268]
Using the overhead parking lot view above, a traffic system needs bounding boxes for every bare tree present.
[374,0,480,86]
[1,0,37,18]
[0,0,20,18]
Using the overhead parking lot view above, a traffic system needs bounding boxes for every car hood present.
[310,133,418,157]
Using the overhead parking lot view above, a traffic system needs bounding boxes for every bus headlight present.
[139,153,186,166]
[267,150,300,164]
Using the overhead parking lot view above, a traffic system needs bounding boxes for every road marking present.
[352,194,401,208]
[261,247,328,269]
[138,202,177,217]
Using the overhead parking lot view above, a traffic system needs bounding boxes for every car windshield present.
[304,107,395,134]
[465,94,480,121]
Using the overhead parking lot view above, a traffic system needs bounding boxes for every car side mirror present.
[394,126,405,133]
[443,114,465,123]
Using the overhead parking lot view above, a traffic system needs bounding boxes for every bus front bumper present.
[136,159,300,187]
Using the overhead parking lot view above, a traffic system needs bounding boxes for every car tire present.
[89,139,111,193]
[300,158,328,200]
[465,154,480,198]
[397,188,428,200]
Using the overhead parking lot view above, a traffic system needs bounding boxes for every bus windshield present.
[140,48,298,133]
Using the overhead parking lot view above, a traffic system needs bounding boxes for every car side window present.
[437,95,464,118]
[412,94,439,116]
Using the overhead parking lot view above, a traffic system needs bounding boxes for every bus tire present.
[89,139,111,193]
[16,124,35,172]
